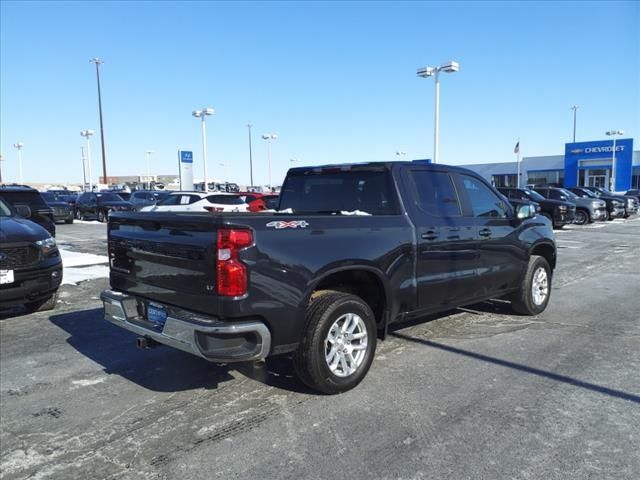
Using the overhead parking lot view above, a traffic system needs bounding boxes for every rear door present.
[455,174,525,297]
[401,167,478,310]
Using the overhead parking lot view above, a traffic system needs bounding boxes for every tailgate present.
[108,212,219,314]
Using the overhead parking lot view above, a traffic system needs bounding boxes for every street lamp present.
[145,150,155,179]
[247,124,254,186]
[13,142,24,185]
[571,105,579,143]
[192,107,215,191]
[606,129,624,192]
[261,134,277,188]
[417,60,459,164]
[90,57,108,183]
[80,130,95,191]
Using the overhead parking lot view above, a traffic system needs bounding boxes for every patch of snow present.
[71,377,106,387]
[62,265,110,285]
[59,249,108,267]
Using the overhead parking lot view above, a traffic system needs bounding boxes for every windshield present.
[522,189,545,202]
[559,188,577,199]
[279,168,399,214]
[0,198,12,217]
[96,193,124,203]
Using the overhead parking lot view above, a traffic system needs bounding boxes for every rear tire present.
[293,290,377,394]
[25,291,58,313]
[97,209,106,223]
[510,256,552,316]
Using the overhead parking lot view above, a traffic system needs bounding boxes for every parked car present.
[0,197,62,312]
[567,187,625,220]
[102,162,556,394]
[48,189,79,210]
[241,192,280,212]
[582,186,638,218]
[140,192,249,213]
[625,189,640,202]
[40,192,74,224]
[130,190,171,211]
[497,187,575,228]
[75,192,135,222]
[0,185,56,237]
[532,186,606,225]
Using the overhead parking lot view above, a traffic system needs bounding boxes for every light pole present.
[606,129,624,192]
[80,146,87,190]
[192,107,215,191]
[571,105,579,143]
[262,134,277,188]
[13,142,24,185]
[90,58,108,184]
[417,60,459,163]
[145,150,155,180]
[80,130,95,191]
[247,124,254,186]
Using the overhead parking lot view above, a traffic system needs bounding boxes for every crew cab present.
[101,162,556,394]
[498,187,575,228]
[0,198,62,312]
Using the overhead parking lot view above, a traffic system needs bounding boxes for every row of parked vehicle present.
[498,185,639,229]
[0,185,282,229]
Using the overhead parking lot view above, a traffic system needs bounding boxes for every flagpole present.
[516,138,521,187]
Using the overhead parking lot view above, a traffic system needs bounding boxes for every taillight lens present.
[217,229,253,296]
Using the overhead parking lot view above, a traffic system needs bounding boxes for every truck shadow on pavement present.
[389,330,640,405]
[49,308,312,394]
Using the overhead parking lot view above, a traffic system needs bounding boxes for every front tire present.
[510,255,552,315]
[293,291,377,394]
[574,209,589,225]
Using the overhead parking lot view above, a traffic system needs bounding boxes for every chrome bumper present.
[100,290,271,362]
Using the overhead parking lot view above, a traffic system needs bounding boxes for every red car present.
[240,193,279,212]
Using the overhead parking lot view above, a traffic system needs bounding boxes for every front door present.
[586,169,609,188]
[402,168,479,310]
[455,174,525,298]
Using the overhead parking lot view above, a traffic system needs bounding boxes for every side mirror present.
[516,203,536,220]
[15,205,32,217]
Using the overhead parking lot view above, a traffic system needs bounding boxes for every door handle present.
[421,230,438,241]
[479,228,492,237]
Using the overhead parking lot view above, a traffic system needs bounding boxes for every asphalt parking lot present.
[1,217,639,480]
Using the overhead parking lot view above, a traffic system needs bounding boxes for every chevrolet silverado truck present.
[101,162,556,394]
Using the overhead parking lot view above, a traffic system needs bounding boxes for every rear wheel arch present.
[306,267,390,330]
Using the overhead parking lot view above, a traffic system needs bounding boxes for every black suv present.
[0,198,62,313]
[498,187,575,228]
[0,185,56,236]
[40,192,74,224]
[75,192,134,222]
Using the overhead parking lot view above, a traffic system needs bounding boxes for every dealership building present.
[464,138,638,192]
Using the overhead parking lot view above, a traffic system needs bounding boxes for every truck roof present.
[287,161,480,176]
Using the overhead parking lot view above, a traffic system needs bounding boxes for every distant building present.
[463,138,638,191]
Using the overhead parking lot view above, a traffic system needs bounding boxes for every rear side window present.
[279,169,399,215]
[206,195,245,205]
[459,175,509,218]
[408,171,461,217]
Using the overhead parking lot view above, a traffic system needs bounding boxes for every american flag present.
[514,141,520,154]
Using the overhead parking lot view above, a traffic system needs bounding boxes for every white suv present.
[140,192,249,213]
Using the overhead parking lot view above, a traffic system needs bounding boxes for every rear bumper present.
[100,290,271,362]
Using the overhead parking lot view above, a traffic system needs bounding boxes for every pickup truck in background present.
[101,162,556,394]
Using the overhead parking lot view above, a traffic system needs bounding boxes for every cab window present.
[460,175,509,218]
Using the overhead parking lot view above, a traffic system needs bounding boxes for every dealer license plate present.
[0,269,15,285]
[147,303,167,327]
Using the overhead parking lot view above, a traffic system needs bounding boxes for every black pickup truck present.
[102,162,556,393]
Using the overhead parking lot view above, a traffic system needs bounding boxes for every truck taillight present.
[217,229,253,297]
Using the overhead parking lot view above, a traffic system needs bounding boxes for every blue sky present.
[1,1,639,186]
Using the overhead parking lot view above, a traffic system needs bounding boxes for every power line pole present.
[91,58,107,183]
[247,123,254,186]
